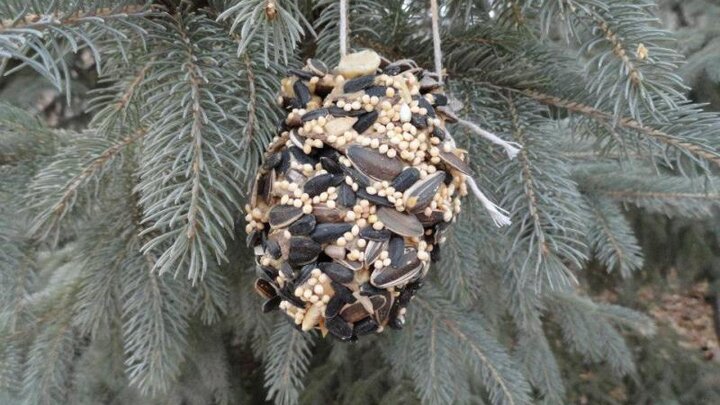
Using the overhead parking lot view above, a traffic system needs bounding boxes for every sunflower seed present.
[280,262,294,279]
[318,262,354,284]
[390,167,420,192]
[354,317,379,336]
[417,96,435,117]
[343,75,376,93]
[431,126,446,141]
[436,105,458,123]
[295,264,315,285]
[320,156,343,174]
[256,265,277,281]
[365,86,388,97]
[288,236,322,266]
[364,239,387,267]
[303,173,337,197]
[341,165,372,188]
[411,114,428,129]
[432,93,448,106]
[312,204,345,223]
[340,301,371,323]
[439,149,473,176]
[311,223,353,244]
[279,284,306,307]
[301,108,329,122]
[347,145,405,181]
[324,295,345,319]
[402,171,445,214]
[288,214,316,236]
[331,281,356,303]
[289,146,317,166]
[431,244,441,262]
[293,80,311,107]
[336,183,357,207]
[326,315,353,340]
[359,227,391,241]
[359,282,385,296]
[278,149,291,173]
[246,229,261,248]
[419,75,441,93]
[416,209,444,226]
[288,68,314,80]
[262,296,282,313]
[352,110,378,134]
[263,152,283,170]
[307,59,328,76]
[264,239,282,259]
[377,207,424,237]
[370,249,422,288]
[255,278,277,299]
[337,259,363,271]
[356,189,393,207]
[388,235,405,266]
[268,205,303,228]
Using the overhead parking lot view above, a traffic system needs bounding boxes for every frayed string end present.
[465,176,512,227]
[458,118,521,160]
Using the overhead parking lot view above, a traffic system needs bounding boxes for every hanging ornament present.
[244,50,476,341]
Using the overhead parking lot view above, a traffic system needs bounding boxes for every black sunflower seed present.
[301,108,329,122]
[410,114,428,129]
[331,281,356,303]
[354,317,378,336]
[317,262,354,284]
[431,126,446,141]
[432,93,448,106]
[293,81,311,107]
[356,189,393,207]
[352,110,378,134]
[264,239,282,259]
[288,214,316,236]
[326,316,353,340]
[319,156,343,174]
[262,296,282,313]
[288,68,314,80]
[303,173,336,197]
[388,235,405,266]
[310,223,353,244]
[364,86,388,97]
[390,167,420,192]
[288,236,321,266]
[343,75,376,93]
[324,295,345,319]
[359,227,391,241]
[336,184,357,207]
[263,152,282,170]
[417,96,436,117]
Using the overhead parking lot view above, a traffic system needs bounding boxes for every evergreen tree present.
[0,1,718,404]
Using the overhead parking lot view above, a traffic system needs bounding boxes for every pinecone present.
[244,50,470,341]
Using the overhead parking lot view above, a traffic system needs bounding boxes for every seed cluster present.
[245,50,470,341]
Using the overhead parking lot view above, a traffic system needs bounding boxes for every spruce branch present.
[0,2,151,94]
[27,128,147,242]
[584,196,644,277]
[511,88,720,169]
[264,321,315,405]
[412,290,532,405]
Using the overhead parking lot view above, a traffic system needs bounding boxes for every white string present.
[429,0,443,83]
[465,177,512,227]
[339,0,348,57]
[457,118,522,159]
